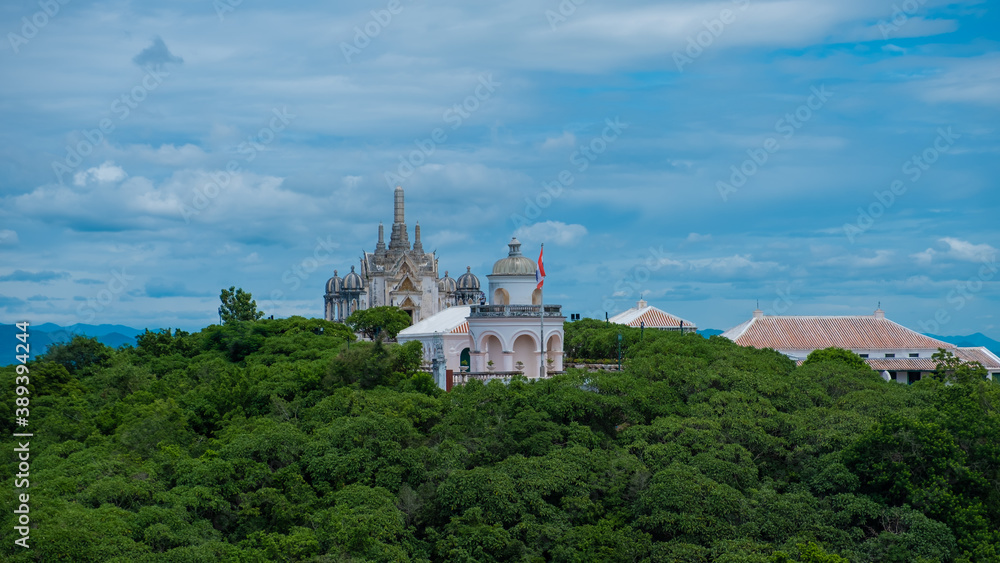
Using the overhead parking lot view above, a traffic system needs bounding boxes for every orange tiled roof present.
[450,321,469,334]
[956,347,1000,369]
[609,304,696,329]
[723,313,952,351]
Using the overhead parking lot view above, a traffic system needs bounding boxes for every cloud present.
[541,132,576,150]
[132,36,183,70]
[686,233,712,243]
[0,230,17,245]
[821,250,893,268]
[921,53,1000,107]
[73,161,127,187]
[650,254,782,277]
[940,237,997,262]
[912,248,936,264]
[514,221,588,246]
[0,295,26,309]
[0,270,70,283]
[145,279,211,298]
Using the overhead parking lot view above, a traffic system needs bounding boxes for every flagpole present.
[539,243,545,378]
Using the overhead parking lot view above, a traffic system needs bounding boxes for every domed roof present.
[342,266,364,291]
[325,270,342,294]
[456,266,480,290]
[438,271,457,293]
[491,238,536,275]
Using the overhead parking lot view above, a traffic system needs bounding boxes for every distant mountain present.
[924,332,1000,358]
[0,322,151,366]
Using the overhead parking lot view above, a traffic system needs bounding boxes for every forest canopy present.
[2,316,998,562]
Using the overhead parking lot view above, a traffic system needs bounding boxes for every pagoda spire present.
[388,185,409,251]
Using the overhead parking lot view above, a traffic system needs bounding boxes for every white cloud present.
[912,238,997,264]
[650,253,781,276]
[514,221,588,246]
[940,237,997,262]
[821,250,893,268]
[686,232,712,243]
[912,248,936,264]
[541,132,576,150]
[0,230,18,245]
[73,161,127,187]
[921,53,1000,107]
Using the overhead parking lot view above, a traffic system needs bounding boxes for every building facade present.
[397,238,565,389]
[722,308,1000,383]
[324,186,483,323]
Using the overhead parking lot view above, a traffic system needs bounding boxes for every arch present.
[459,347,471,370]
[483,334,503,370]
[493,288,510,305]
[532,288,542,305]
[546,333,562,368]
[512,334,538,377]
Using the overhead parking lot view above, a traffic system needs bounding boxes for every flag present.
[536,245,545,289]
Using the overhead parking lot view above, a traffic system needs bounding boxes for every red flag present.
[536,245,545,289]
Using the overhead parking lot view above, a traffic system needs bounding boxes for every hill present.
[1,317,997,561]
[0,323,149,365]
[925,332,1000,357]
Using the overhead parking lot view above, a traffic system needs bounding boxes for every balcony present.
[468,304,563,318]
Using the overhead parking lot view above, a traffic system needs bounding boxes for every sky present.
[0,0,998,337]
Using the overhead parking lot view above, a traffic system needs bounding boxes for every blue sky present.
[0,0,997,337]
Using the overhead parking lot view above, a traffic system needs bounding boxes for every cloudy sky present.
[1,0,998,337]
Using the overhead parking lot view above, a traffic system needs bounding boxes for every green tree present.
[345,306,412,340]
[802,347,870,371]
[219,286,264,324]
[39,335,113,375]
[931,348,988,384]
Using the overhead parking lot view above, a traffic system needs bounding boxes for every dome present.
[438,271,457,293]
[325,270,342,294]
[342,266,364,291]
[456,266,480,290]
[491,237,536,275]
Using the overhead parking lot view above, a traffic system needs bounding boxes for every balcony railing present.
[468,304,563,318]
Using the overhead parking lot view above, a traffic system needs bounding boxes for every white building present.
[722,308,1000,383]
[397,238,565,389]
[324,186,483,323]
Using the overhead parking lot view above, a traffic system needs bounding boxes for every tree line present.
[1,314,998,561]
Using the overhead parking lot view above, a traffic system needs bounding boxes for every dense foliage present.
[346,306,414,341]
[2,316,999,561]
[220,286,265,324]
